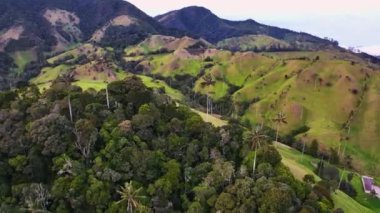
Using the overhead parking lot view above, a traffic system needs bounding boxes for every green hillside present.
[125,44,380,177]
[276,142,380,212]
[30,39,380,178]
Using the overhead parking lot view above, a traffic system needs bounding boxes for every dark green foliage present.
[257,145,282,166]
[101,25,150,49]
[0,76,330,212]
[309,140,319,157]
[303,174,316,184]
[339,180,357,198]
[329,148,340,165]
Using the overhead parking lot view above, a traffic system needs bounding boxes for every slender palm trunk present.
[206,94,209,115]
[106,86,110,109]
[275,124,279,142]
[301,140,306,161]
[252,148,257,177]
[210,98,213,115]
[68,94,73,122]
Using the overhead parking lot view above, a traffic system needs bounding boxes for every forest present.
[0,76,341,212]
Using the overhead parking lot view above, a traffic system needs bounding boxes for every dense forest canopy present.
[0,76,340,212]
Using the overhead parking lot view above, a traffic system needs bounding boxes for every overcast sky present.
[128,0,380,55]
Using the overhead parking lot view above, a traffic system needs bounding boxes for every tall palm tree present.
[57,71,76,122]
[245,126,268,177]
[117,181,147,213]
[104,80,110,109]
[272,112,287,143]
[201,74,215,115]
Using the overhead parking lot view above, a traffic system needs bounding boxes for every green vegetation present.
[31,65,71,84]
[10,50,36,74]
[190,108,228,127]
[1,0,379,210]
[133,47,380,177]
[137,75,184,101]
[275,142,380,212]
[332,191,373,213]
[0,77,336,212]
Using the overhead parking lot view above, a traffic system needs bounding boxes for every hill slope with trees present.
[0,76,343,212]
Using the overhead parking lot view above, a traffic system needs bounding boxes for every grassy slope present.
[30,65,71,90]
[32,41,380,177]
[275,142,379,212]
[190,108,228,127]
[10,49,37,74]
[148,53,202,77]
[135,49,380,176]
[137,75,184,101]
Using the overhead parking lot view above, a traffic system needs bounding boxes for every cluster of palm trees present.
[201,74,216,115]
[245,112,288,177]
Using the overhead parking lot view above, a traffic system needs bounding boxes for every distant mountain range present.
[155,6,337,50]
[0,0,379,90]
[0,0,340,55]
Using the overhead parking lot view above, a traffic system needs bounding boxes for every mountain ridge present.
[155,6,337,50]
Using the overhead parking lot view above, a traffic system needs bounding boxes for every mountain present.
[0,0,165,52]
[0,0,168,90]
[155,6,337,50]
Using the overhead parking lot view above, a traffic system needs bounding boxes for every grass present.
[226,53,380,176]
[30,65,71,91]
[31,65,71,84]
[348,174,380,212]
[10,50,36,74]
[126,49,380,177]
[332,190,373,213]
[73,80,107,91]
[191,108,228,127]
[149,54,203,77]
[193,79,230,100]
[275,142,379,212]
[137,75,184,101]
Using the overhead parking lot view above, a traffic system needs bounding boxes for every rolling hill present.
[120,40,380,176]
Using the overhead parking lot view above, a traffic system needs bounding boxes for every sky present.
[127,0,380,55]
